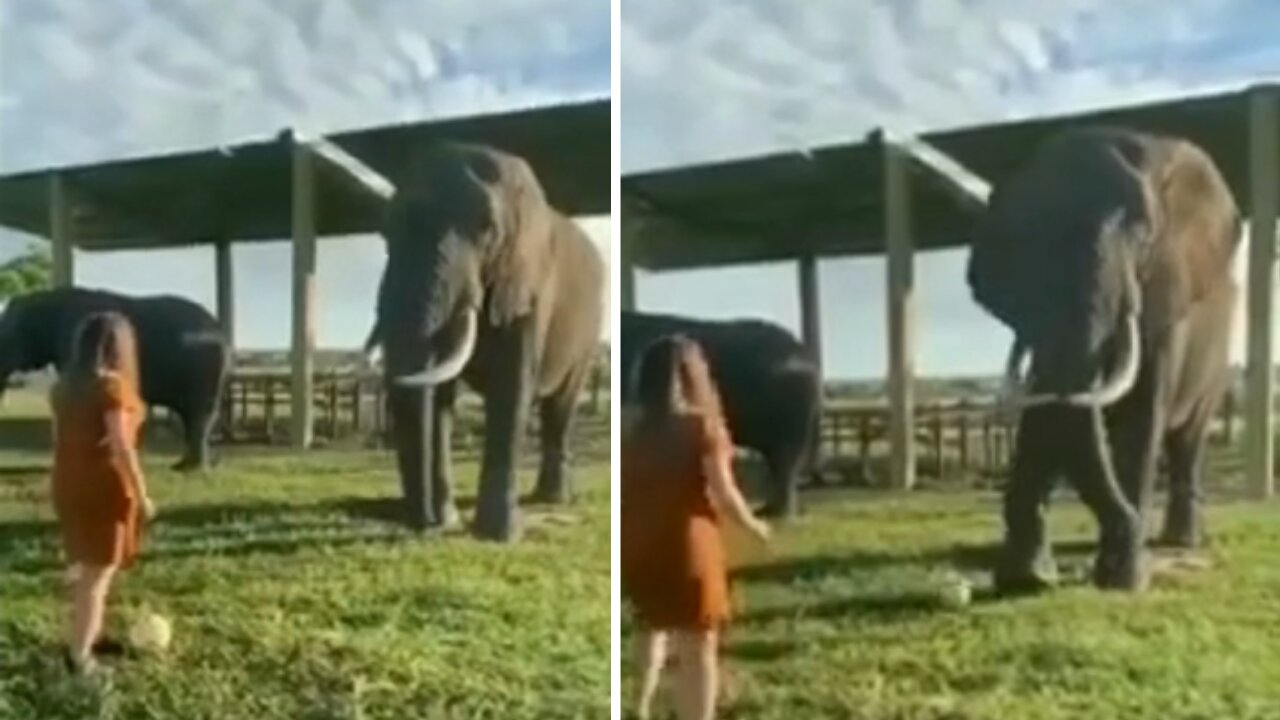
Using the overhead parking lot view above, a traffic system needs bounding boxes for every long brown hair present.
[631,334,728,437]
[53,311,140,406]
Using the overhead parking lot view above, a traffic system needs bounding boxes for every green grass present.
[623,473,1280,719]
[0,450,610,719]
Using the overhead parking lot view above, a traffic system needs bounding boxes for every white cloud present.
[622,0,1280,378]
[0,0,609,348]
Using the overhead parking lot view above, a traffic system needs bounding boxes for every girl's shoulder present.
[97,371,143,409]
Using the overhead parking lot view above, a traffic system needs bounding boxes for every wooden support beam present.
[299,134,396,201]
[895,135,992,211]
[291,138,317,450]
[797,254,822,371]
[620,241,637,311]
[883,139,917,491]
[215,239,235,351]
[48,174,74,287]
[1246,85,1279,500]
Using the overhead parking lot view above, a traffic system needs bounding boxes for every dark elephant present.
[620,311,823,518]
[0,287,231,471]
[365,143,604,541]
[967,127,1239,593]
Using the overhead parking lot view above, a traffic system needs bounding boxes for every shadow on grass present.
[0,492,486,575]
[734,538,1101,587]
[736,590,960,629]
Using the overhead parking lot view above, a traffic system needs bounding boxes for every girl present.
[50,311,154,674]
[621,334,770,720]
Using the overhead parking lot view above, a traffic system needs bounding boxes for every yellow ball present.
[129,612,172,653]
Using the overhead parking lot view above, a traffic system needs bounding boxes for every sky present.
[621,0,1280,379]
[0,0,610,349]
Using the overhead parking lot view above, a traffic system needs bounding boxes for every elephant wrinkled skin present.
[619,311,823,518]
[967,127,1239,594]
[366,143,604,542]
[0,287,230,471]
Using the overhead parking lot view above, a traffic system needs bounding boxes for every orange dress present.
[621,413,732,630]
[51,373,146,568]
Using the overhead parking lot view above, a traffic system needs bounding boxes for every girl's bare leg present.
[674,629,718,720]
[68,563,117,667]
[633,627,667,719]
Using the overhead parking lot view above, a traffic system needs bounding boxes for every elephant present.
[0,287,231,471]
[620,310,823,518]
[967,127,1240,593]
[364,142,605,541]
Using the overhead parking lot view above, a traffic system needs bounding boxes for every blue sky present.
[622,0,1280,379]
[0,0,610,349]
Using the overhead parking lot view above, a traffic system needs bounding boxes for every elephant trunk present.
[394,308,478,387]
[1001,313,1141,410]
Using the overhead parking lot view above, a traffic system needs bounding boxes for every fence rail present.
[816,391,1240,486]
[149,364,609,453]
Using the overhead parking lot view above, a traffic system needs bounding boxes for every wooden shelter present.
[623,83,1279,496]
[0,98,610,448]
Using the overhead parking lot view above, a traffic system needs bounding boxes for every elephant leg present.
[1157,418,1210,548]
[473,320,536,542]
[758,445,803,520]
[388,386,435,532]
[530,372,583,505]
[172,407,215,472]
[994,407,1061,596]
[432,382,460,529]
[1062,407,1145,591]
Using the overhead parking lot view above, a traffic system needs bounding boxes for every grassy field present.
[0,450,610,719]
[623,462,1280,719]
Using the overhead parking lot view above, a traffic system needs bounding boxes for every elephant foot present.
[1154,510,1203,550]
[529,463,573,505]
[1093,526,1148,592]
[756,494,798,520]
[1152,530,1205,550]
[527,488,570,505]
[993,550,1058,597]
[471,503,521,543]
[171,457,208,473]
[435,502,462,531]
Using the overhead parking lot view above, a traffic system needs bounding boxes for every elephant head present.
[0,295,51,400]
[967,128,1238,410]
[372,144,550,385]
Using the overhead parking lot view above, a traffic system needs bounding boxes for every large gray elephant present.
[967,127,1239,593]
[364,142,605,541]
[619,311,823,518]
[0,287,230,471]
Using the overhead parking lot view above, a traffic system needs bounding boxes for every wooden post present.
[798,255,823,372]
[48,174,74,287]
[291,138,317,450]
[215,239,235,350]
[621,240,638,311]
[931,405,944,480]
[883,139,917,490]
[1246,85,1278,500]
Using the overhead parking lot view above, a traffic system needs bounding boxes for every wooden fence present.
[149,363,609,454]
[816,391,1240,486]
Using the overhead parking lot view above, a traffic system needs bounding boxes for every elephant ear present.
[485,154,553,326]
[1137,139,1240,334]
[966,180,1027,333]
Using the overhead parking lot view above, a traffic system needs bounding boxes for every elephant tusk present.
[1060,313,1141,408]
[394,309,478,387]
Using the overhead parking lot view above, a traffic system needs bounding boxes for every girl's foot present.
[92,636,127,657]
[61,647,100,676]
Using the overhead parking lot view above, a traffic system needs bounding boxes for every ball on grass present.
[937,576,972,609]
[129,612,172,653]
